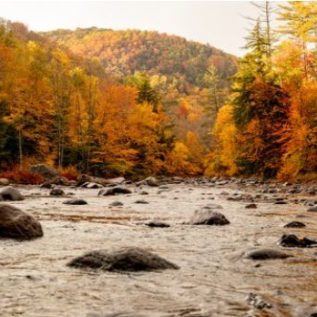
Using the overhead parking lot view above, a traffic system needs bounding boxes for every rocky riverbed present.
[1,178,317,317]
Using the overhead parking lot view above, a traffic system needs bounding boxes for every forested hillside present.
[0,20,237,178]
[1,1,316,182]
[44,28,237,91]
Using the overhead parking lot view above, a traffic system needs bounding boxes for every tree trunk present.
[18,128,23,170]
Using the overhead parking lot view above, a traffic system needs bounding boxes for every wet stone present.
[284,221,306,228]
[274,200,288,205]
[63,199,88,205]
[0,204,43,240]
[0,186,24,201]
[245,203,257,209]
[202,204,223,210]
[68,247,179,272]
[50,188,65,196]
[279,234,317,248]
[246,293,272,310]
[98,186,132,196]
[134,200,149,204]
[190,210,230,226]
[81,182,104,189]
[245,249,292,260]
[109,201,123,207]
[145,221,170,228]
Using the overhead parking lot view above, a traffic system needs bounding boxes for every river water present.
[0,182,316,317]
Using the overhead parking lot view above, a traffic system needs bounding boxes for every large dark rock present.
[284,221,306,228]
[245,249,292,260]
[190,210,230,225]
[0,204,43,240]
[279,234,317,248]
[98,186,132,196]
[68,247,179,272]
[30,164,58,179]
[63,199,87,205]
[0,186,24,201]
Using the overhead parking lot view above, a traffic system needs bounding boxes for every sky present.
[0,1,279,56]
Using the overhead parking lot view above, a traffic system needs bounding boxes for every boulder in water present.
[145,221,170,228]
[245,249,292,260]
[98,186,132,196]
[0,204,43,240]
[50,188,65,196]
[30,164,58,179]
[284,221,306,228]
[63,199,87,205]
[67,247,179,272]
[245,203,257,209]
[134,199,149,204]
[190,210,230,225]
[0,186,24,201]
[279,234,317,248]
[109,201,123,207]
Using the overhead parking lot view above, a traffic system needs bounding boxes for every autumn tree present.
[278,1,317,78]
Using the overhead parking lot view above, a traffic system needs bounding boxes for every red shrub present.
[59,166,79,181]
[0,169,44,185]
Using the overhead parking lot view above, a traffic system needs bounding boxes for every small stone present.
[246,293,272,310]
[144,177,159,187]
[146,221,170,228]
[109,201,123,207]
[98,186,132,196]
[63,199,87,205]
[50,188,65,196]
[274,200,287,205]
[134,200,149,204]
[81,182,103,189]
[40,182,52,189]
[245,203,257,209]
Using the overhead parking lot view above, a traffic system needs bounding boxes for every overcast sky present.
[0,1,280,56]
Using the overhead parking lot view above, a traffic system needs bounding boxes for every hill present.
[44,28,237,93]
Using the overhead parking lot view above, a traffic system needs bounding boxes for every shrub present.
[59,166,79,181]
[0,168,44,184]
